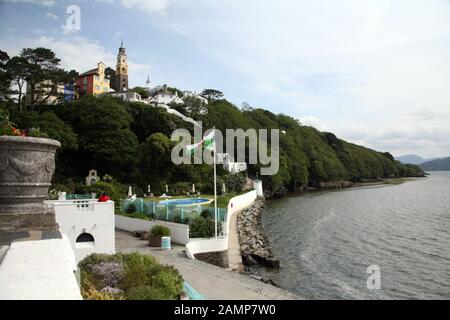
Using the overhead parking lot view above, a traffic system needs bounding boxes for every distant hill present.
[395,154,440,165]
[420,158,450,171]
[395,154,426,165]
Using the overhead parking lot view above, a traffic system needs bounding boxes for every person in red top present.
[98,192,111,202]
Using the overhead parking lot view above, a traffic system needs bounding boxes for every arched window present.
[76,233,95,248]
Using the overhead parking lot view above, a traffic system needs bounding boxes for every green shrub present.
[79,252,183,300]
[78,253,123,269]
[190,216,222,238]
[126,285,170,300]
[172,214,182,224]
[85,181,126,204]
[226,174,245,193]
[120,253,158,291]
[172,182,190,195]
[78,254,125,290]
[125,203,137,214]
[149,266,184,299]
[200,209,209,219]
[150,225,171,237]
[27,127,49,138]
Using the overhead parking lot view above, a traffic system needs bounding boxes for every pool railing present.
[122,198,227,224]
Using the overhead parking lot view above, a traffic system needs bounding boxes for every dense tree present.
[5,56,29,109]
[139,132,173,187]
[75,96,139,180]
[105,67,116,90]
[18,48,75,108]
[127,102,176,143]
[38,112,78,150]
[0,50,11,101]
[130,86,150,99]
[201,89,224,103]
[173,95,207,118]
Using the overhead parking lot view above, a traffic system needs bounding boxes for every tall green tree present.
[75,96,139,180]
[130,86,150,99]
[5,56,30,110]
[19,47,71,108]
[139,132,173,186]
[201,89,224,103]
[0,50,11,101]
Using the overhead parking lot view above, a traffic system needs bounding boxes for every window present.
[76,233,94,242]
[83,77,87,85]
[95,85,100,91]
[76,233,95,248]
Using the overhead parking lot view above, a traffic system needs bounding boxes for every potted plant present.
[0,111,61,232]
[148,225,171,247]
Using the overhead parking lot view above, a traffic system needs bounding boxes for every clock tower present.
[115,41,129,92]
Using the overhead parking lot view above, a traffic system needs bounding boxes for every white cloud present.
[155,0,450,157]
[299,116,329,132]
[45,12,58,20]
[1,0,56,6]
[95,0,172,14]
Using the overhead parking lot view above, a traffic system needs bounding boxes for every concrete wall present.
[47,199,116,263]
[186,190,257,259]
[0,235,82,300]
[254,180,264,197]
[185,238,228,259]
[115,215,190,245]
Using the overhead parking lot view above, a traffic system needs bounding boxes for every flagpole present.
[213,127,218,239]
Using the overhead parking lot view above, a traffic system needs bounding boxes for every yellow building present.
[77,62,112,96]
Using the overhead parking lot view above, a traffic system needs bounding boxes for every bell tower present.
[115,40,129,92]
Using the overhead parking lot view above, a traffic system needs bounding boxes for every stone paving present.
[115,230,301,300]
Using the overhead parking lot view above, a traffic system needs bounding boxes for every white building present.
[224,161,247,174]
[148,84,208,107]
[148,84,183,106]
[108,90,142,102]
[183,90,208,105]
[217,153,247,174]
[45,199,116,263]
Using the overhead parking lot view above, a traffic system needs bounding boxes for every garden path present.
[115,230,301,300]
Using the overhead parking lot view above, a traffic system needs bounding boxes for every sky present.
[0,0,449,158]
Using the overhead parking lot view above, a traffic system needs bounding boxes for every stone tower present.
[115,41,129,92]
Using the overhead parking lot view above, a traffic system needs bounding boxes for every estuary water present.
[260,171,450,299]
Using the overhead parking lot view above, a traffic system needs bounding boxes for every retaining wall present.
[115,215,190,245]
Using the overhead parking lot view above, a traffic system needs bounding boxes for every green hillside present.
[420,158,450,171]
[1,95,425,198]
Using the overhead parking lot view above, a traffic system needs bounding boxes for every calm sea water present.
[260,171,450,300]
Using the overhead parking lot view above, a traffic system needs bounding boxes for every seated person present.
[98,192,111,202]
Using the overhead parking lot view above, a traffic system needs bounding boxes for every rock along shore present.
[237,199,280,269]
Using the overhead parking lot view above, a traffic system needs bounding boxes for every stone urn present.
[0,136,61,234]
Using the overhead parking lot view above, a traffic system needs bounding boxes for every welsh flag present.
[186,130,215,154]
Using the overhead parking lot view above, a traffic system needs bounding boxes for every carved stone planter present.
[0,136,61,234]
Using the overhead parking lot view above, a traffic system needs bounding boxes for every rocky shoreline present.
[237,199,280,269]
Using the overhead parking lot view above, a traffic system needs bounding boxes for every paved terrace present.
[115,230,301,300]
